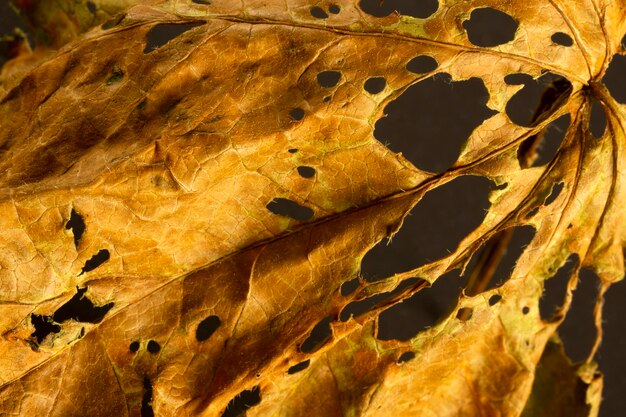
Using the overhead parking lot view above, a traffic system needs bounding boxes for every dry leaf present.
[0,0,624,415]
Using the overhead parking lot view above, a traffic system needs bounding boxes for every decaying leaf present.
[0,0,624,415]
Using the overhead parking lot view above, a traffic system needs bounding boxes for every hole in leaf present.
[589,99,607,138]
[66,208,85,248]
[340,278,423,321]
[290,108,305,121]
[375,73,496,173]
[266,198,314,221]
[137,99,147,110]
[405,55,438,74]
[522,306,530,314]
[130,341,140,352]
[310,6,328,19]
[317,71,341,88]
[300,317,332,353]
[287,360,310,374]
[143,23,205,54]
[397,351,415,363]
[377,270,468,341]
[192,0,211,4]
[456,307,473,320]
[544,182,564,206]
[106,66,124,85]
[323,95,331,102]
[86,1,96,13]
[361,176,493,281]
[603,54,626,103]
[340,277,360,296]
[463,8,518,47]
[558,268,600,362]
[540,254,579,322]
[288,148,298,154]
[328,4,340,14]
[506,72,572,127]
[517,113,570,168]
[551,32,573,46]
[147,340,161,354]
[141,377,154,417]
[222,386,261,417]
[101,13,125,29]
[30,314,61,344]
[81,249,110,273]
[464,225,536,295]
[358,0,438,18]
[53,287,114,324]
[364,77,386,94]
[196,315,221,342]
[488,294,502,305]
[297,166,316,178]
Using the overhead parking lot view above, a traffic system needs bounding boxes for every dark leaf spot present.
[196,315,221,342]
[406,55,438,74]
[377,270,467,341]
[340,277,360,296]
[551,32,573,46]
[222,386,261,417]
[81,249,110,273]
[456,307,473,320]
[397,351,415,363]
[317,70,341,88]
[300,317,332,353]
[137,99,147,110]
[540,254,579,321]
[144,23,205,54]
[297,166,316,178]
[328,4,340,14]
[310,6,328,19]
[141,377,154,417]
[129,341,140,352]
[517,113,570,168]
[590,99,607,138]
[463,8,518,47]
[192,0,211,4]
[506,72,571,127]
[604,54,626,103]
[522,306,530,314]
[544,182,564,206]
[375,73,496,173]
[66,208,85,248]
[53,287,114,323]
[287,360,310,374]
[358,0,438,18]
[364,77,386,94]
[361,176,493,280]
[488,294,502,305]
[290,108,305,121]
[504,73,533,85]
[266,198,314,221]
[147,340,161,354]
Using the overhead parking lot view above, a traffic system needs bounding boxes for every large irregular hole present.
[141,377,154,417]
[317,70,341,88]
[377,270,468,341]
[143,22,205,54]
[462,8,518,47]
[375,74,496,173]
[544,182,564,206]
[53,287,114,324]
[196,315,221,342]
[340,278,424,321]
[66,208,85,248]
[30,314,61,344]
[361,176,493,281]
[405,55,439,74]
[397,351,415,363]
[540,254,579,322]
[517,113,570,168]
[358,0,438,18]
[300,317,332,353]
[287,360,310,374]
[557,268,600,362]
[222,386,261,417]
[106,66,124,85]
[506,72,572,127]
[464,225,536,295]
[551,32,573,47]
[603,53,626,104]
[589,99,607,139]
[340,278,360,296]
[266,198,314,221]
[81,249,111,273]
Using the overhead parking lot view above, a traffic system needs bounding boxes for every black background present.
[1,2,625,415]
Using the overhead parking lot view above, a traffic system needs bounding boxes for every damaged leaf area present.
[0,0,625,415]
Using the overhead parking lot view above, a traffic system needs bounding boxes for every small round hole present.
[317,71,341,88]
[129,341,140,352]
[147,340,161,354]
[489,294,502,306]
[522,306,530,314]
[551,32,573,47]
[290,108,305,121]
[310,6,329,19]
[364,77,386,94]
[297,166,316,178]
[328,4,340,14]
